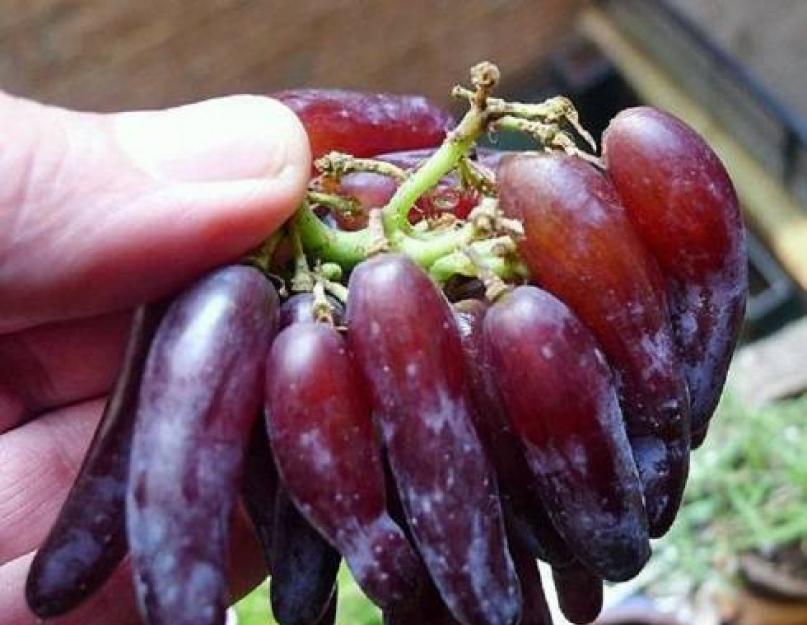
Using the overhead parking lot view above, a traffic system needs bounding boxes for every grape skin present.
[26,303,165,618]
[603,107,747,445]
[484,286,650,581]
[277,292,345,328]
[497,153,690,538]
[452,299,573,568]
[270,487,340,625]
[266,293,344,625]
[241,421,279,572]
[552,562,603,625]
[266,321,422,610]
[272,90,453,159]
[508,532,552,625]
[126,266,278,625]
[551,560,603,625]
[347,254,521,625]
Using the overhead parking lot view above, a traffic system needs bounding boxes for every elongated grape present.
[273,90,453,159]
[243,422,339,625]
[551,561,603,625]
[127,266,278,625]
[485,286,650,580]
[508,532,552,625]
[270,488,340,625]
[498,154,690,537]
[268,294,344,625]
[242,422,278,570]
[266,321,421,610]
[25,302,165,618]
[452,299,572,567]
[347,254,521,625]
[603,107,747,445]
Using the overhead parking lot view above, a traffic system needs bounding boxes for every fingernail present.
[113,95,310,183]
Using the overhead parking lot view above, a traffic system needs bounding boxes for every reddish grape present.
[452,299,573,567]
[347,254,521,625]
[416,185,480,221]
[603,107,747,445]
[377,148,485,220]
[126,266,278,625]
[273,89,453,159]
[331,172,399,230]
[270,487,340,625]
[26,303,165,618]
[498,153,690,537]
[323,174,479,230]
[484,286,650,581]
[551,561,603,625]
[314,147,492,231]
[269,294,346,624]
[266,321,421,609]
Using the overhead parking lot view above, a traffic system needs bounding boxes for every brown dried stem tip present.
[470,61,500,109]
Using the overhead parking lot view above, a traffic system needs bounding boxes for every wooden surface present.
[0,0,582,112]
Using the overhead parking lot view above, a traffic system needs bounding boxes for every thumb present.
[0,93,310,334]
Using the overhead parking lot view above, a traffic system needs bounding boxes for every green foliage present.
[641,393,807,595]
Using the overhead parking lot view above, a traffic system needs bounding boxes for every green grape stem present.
[290,61,591,288]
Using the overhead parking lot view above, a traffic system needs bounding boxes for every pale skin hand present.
[0,92,311,624]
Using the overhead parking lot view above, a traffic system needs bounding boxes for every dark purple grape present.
[508,532,552,625]
[484,286,650,581]
[314,591,337,625]
[384,585,463,625]
[498,153,690,537]
[603,107,747,445]
[126,266,278,625]
[25,302,165,618]
[278,293,344,328]
[266,321,421,609]
[551,561,603,625]
[452,299,572,567]
[242,421,279,570]
[347,254,521,625]
[270,488,340,625]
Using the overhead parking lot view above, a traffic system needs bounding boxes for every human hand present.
[0,91,311,624]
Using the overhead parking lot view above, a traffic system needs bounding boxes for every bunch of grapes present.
[25,63,746,625]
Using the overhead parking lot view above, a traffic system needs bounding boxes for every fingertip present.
[113,94,311,187]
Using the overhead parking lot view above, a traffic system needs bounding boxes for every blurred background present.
[3,1,805,624]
